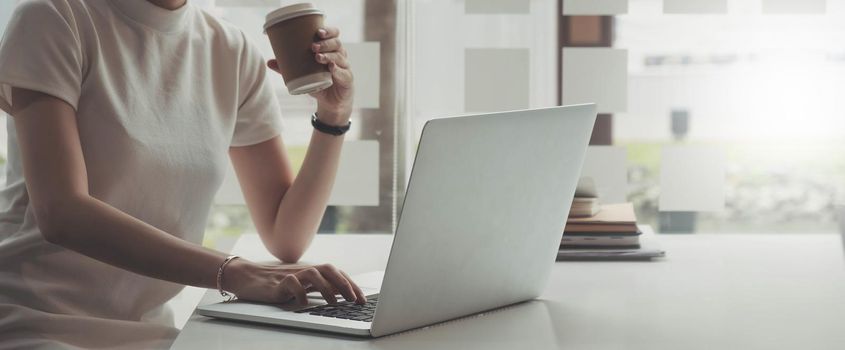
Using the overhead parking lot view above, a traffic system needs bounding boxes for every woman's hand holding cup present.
[267,26,353,127]
[263,3,353,127]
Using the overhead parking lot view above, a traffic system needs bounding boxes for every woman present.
[0,0,365,348]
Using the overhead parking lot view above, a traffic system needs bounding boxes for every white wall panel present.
[564,0,628,15]
[763,0,826,14]
[562,48,628,114]
[465,48,530,112]
[465,0,530,14]
[345,42,381,109]
[663,0,727,14]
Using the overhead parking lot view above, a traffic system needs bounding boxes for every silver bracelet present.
[216,255,240,301]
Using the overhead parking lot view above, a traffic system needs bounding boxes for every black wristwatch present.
[311,113,351,136]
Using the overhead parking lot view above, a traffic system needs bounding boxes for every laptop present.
[197,104,597,337]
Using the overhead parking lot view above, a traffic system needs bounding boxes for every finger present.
[316,264,357,303]
[312,38,343,53]
[339,270,367,305]
[305,285,341,298]
[329,63,354,90]
[266,59,281,74]
[318,26,340,39]
[315,52,349,69]
[281,274,308,306]
[298,268,338,304]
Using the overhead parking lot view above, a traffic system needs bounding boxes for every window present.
[202,0,400,247]
[613,0,845,233]
[4,0,841,241]
[408,0,558,143]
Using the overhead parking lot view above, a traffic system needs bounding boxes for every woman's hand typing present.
[222,258,367,305]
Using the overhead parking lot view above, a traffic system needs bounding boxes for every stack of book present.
[569,177,600,218]
[559,202,665,261]
[569,196,600,218]
[563,203,640,247]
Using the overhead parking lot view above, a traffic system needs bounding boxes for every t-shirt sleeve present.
[0,0,84,114]
[230,35,284,147]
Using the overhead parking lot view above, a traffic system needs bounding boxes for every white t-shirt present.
[0,0,283,348]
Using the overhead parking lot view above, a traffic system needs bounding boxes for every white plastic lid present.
[263,3,323,33]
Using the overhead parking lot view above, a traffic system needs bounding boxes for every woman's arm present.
[12,88,227,288]
[229,132,344,263]
[11,87,364,305]
[230,26,354,263]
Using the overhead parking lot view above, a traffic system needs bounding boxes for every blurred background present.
[2,0,844,248]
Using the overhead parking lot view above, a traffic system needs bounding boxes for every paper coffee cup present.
[264,3,333,95]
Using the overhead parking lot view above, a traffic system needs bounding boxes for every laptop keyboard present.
[294,296,378,322]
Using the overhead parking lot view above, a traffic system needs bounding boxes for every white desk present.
[171,233,845,349]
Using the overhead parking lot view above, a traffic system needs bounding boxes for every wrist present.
[220,258,260,296]
[312,113,351,136]
[315,109,351,127]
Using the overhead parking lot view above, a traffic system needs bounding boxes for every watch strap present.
[311,113,351,136]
